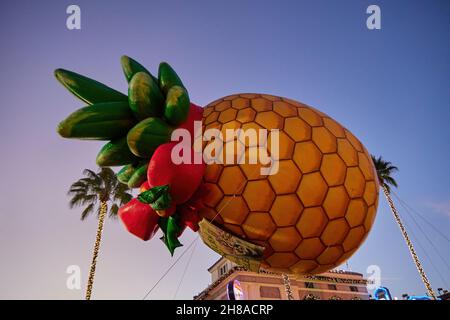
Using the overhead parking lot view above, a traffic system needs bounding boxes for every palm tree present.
[68,168,132,300]
[371,155,436,299]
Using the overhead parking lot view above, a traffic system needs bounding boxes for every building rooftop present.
[195,258,369,300]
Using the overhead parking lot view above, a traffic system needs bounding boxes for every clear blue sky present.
[0,0,449,299]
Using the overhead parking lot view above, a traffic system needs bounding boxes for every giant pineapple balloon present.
[55,56,379,275]
[199,94,379,274]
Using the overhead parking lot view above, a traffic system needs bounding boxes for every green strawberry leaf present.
[158,215,183,256]
[137,185,169,204]
[151,192,172,210]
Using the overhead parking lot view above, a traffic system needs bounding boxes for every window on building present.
[218,264,228,277]
[328,284,337,290]
[350,286,359,292]
[305,282,315,289]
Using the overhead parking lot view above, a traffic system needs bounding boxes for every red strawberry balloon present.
[177,183,209,232]
[133,142,205,254]
[118,198,160,241]
[147,142,205,206]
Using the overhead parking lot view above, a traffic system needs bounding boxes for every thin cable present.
[142,236,199,300]
[400,213,450,289]
[391,190,450,243]
[173,238,199,299]
[141,163,259,299]
[393,193,450,271]
[141,149,267,299]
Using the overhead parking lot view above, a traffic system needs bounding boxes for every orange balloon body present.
[199,93,379,274]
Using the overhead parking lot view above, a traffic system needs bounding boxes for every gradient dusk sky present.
[0,0,449,299]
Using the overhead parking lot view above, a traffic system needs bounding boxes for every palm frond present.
[69,193,97,209]
[69,180,88,188]
[80,203,95,220]
[68,186,87,193]
[69,193,85,209]
[83,169,99,180]
[68,181,88,194]
[83,169,102,188]
[113,182,133,205]
[119,192,133,205]
[99,168,116,196]
[384,176,398,188]
[386,164,399,172]
[109,203,119,219]
[371,154,399,193]
[68,167,132,221]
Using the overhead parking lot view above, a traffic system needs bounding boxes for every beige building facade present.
[195,258,370,300]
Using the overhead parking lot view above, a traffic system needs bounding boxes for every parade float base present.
[198,219,265,272]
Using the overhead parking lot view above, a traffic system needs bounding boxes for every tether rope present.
[397,207,449,289]
[142,236,199,300]
[141,157,263,299]
[391,191,450,243]
[173,238,199,299]
[393,192,450,271]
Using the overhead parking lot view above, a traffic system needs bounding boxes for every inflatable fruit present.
[56,57,379,274]
[118,198,160,241]
[147,142,205,205]
[199,94,379,274]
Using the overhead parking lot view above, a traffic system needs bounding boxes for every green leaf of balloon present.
[151,193,172,211]
[137,185,170,204]
[158,216,183,256]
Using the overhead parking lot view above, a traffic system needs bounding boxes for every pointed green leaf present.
[158,62,185,95]
[96,137,141,167]
[57,102,135,140]
[127,117,173,158]
[128,72,164,120]
[137,185,169,204]
[127,162,149,188]
[159,216,183,256]
[54,68,127,105]
[121,55,158,83]
[151,192,172,211]
[117,162,141,184]
[164,85,190,126]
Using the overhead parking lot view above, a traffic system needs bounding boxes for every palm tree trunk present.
[282,273,294,300]
[85,201,107,300]
[381,184,436,299]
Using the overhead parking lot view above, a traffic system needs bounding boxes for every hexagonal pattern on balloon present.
[231,97,250,110]
[296,206,328,238]
[242,212,276,241]
[268,131,294,160]
[200,93,379,275]
[236,108,256,123]
[271,194,303,227]
[268,160,301,194]
[293,141,322,173]
[273,101,297,117]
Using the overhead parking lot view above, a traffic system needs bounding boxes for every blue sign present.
[407,295,438,300]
